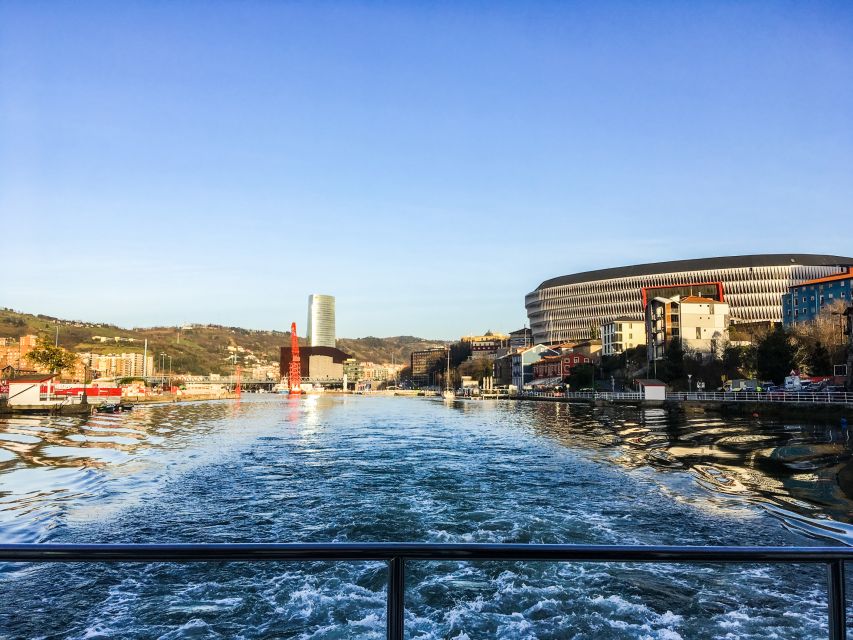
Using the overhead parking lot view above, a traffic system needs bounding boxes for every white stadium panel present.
[526,255,853,345]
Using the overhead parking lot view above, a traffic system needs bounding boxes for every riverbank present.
[0,392,241,415]
[514,393,852,420]
[121,392,240,405]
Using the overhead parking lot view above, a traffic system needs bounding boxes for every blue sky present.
[2,1,852,339]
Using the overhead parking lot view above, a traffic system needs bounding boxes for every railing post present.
[827,560,846,640]
[387,556,405,640]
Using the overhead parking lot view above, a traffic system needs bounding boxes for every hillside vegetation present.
[0,308,446,376]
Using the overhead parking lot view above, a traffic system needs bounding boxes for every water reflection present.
[0,399,292,543]
[521,401,853,539]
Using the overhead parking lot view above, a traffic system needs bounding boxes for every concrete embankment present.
[513,394,851,419]
[674,399,852,420]
[0,402,93,416]
[0,393,241,415]
[121,393,240,405]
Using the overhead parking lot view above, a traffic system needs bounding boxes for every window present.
[696,327,702,339]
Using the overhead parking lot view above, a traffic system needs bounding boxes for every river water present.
[1,395,853,638]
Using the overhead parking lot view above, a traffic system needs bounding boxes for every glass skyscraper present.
[307,294,336,348]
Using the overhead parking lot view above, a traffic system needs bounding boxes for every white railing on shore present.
[521,390,853,405]
[667,391,853,404]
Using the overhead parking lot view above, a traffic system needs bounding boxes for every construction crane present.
[289,322,302,395]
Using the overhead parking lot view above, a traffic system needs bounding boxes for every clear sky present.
[2,2,852,339]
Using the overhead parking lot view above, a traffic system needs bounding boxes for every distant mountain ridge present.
[0,308,446,376]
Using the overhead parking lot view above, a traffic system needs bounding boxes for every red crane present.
[289,322,302,395]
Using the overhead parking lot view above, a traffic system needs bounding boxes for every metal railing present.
[0,543,850,639]
[667,391,853,404]
[532,390,853,405]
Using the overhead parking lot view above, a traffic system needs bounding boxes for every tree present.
[722,343,756,380]
[588,323,600,340]
[567,363,594,389]
[24,335,79,374]
[458,357,494,383]
[660,339,685,385]
[806,341,832,376]
[755,325,796,384]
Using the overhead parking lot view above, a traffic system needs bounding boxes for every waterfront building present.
[532,352,592,386]
[6,373,57,406]
[0,334,39,371]
[601,318,646,356]
[511,345,558,390]
[342,358,362,385]
[846,306,852,389]
[360,361,404,382]
[307,294,336,348]
[509,327,532,350]
[554,339,602,360]
[782,270,853,326]
[248,364,280,380]
[461,331,510,360]
[526,254,853,344]
[492,352,514,387]
[646,296,730,362]
[410,348,446,387]
[280,345,352,383]
[80,352,154,379]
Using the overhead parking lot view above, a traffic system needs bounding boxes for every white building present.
[81,352,154,378]
[7,374,58,406]
[307,294,336,348]
[646,295,730,361]
[601,317,646,356]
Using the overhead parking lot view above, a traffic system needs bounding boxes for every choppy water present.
[1,395,853,638]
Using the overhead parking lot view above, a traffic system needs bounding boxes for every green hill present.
[0,308,446,376]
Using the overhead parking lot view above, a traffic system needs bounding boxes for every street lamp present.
[160,353,167,386]
[81,354,91,405]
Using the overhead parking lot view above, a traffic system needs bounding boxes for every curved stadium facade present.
[525,254,853,345]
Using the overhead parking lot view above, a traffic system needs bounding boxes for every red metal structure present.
[289,322,302,394]
[234,365,242,397]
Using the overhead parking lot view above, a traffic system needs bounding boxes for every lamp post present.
[81,354,91,405]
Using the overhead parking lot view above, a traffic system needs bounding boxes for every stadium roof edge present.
[534,254,853,291]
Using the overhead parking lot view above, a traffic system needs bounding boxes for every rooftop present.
[680,295,720,304]
[794,269,853,287]
[535,254,853,291]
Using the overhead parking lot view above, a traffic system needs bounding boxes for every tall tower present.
[307,294,336,348]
